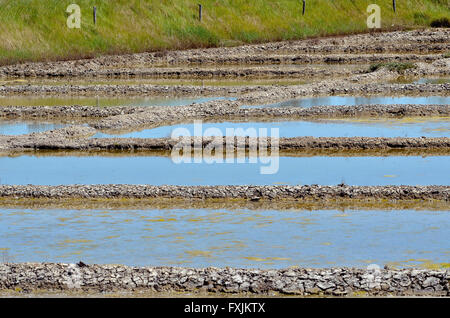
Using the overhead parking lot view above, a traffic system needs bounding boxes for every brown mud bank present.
[2,130,450,152]
[0,29,448,78]
[3,148,450,159]
[1,263,448,296]
[1,81,449,102]
[91,102,450,131]
[0,185,448,201]
[240,81,450,104]
[2,103,448,130]
[0,64,365,80]
[0,196,447,212]
[0,54,443,78]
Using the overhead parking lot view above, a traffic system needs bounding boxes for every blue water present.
[0,208,447,268]
[253,96,450,108]
[0,155,448,186]
[0,118,448,137]
[94,119,450,138]
[0,121,71,135]
[413,78,449,84]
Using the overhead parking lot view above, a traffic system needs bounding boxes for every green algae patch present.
[185,250,213,258]
[351,290,369,297]
[243,256,291,262]
[385,259,450,270]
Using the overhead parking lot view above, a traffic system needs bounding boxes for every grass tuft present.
[369,62,417,73]
[430,17,450,27]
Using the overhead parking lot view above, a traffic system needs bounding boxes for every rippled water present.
[94,118,450,138]
[0,155,448,186]
[0,208,447,268]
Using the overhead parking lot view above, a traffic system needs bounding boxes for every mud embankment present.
[0,105,145,119]
[1,102,447,128]
[0,195,447,212]
[1,263,448,296]
[0,29,448,78]
[90,102,450,131]
[1,81,449,101]
[2,133,450,152]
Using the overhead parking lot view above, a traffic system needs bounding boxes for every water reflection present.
[94,118,450,138]
[254,96,450,108]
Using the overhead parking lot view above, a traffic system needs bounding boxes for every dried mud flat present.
[0,29,449,297]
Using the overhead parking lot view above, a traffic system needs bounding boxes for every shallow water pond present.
[0,208,447,268]
[0,96,233,107]
[391,77,450,85]
[413,78,449,84]
[252,96,450,108]
[0,120,74,135]
[95,118,450,138]
[0,155,448,186]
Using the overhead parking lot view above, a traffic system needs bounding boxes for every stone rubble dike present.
[0,263,448,296]
[0,185,448,201]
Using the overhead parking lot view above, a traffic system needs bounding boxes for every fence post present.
[198,4,202,21]
[302,0,306,15]
[393,0,396,13]
[93,6,97,24]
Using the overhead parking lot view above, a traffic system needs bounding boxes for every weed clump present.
[430,17,450,27]
[369,62,416,73]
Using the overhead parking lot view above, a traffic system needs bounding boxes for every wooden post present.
[302,0,306,16]
[93,6,97,24]
[198,4,202,22]
[393,0,396,13]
